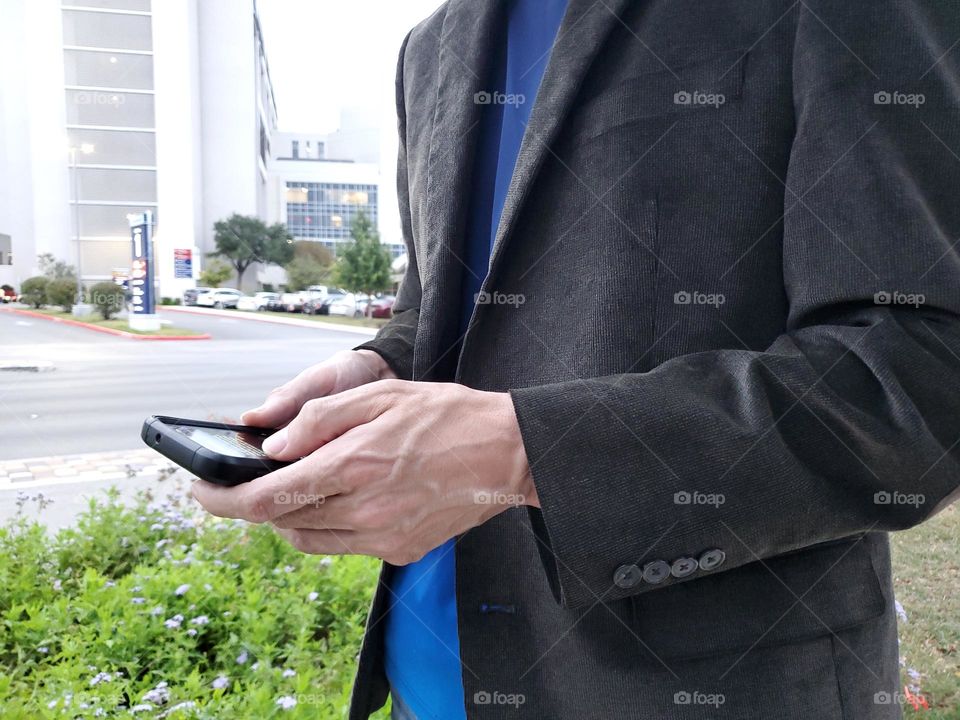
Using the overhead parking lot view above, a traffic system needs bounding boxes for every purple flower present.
[212,675,229,690]
[276,696,297,710]
[307,591,319,602]
[164,614,184,629]
[189,615,209,626]
[131,597,146,605]
[236,651,249,665]
[281,668,296,678]
[174,583,190,596]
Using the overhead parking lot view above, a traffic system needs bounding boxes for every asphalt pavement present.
[0,307,371,461]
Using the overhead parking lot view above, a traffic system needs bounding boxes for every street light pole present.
[69,147,83,307]
[68,144,93,315]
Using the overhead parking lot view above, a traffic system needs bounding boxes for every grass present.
[893,503,960,718]
[30,309,204,337]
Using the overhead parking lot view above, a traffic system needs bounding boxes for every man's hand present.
[240,349,396,429]
[192,380,538,565]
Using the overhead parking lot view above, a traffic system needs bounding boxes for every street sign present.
[129,212,155,316]
[173,248,193,279]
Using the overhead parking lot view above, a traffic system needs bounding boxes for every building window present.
[291,140,299,159]
[284,181,379,241]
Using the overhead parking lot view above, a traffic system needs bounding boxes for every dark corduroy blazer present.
[352,1,960,717]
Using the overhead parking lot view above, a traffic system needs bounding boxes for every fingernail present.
[262,428,288,456]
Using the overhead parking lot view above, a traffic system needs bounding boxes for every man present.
[194,0,960,717]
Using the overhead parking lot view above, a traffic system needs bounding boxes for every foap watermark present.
[674,90,726,108]
[73,90,125,108]
[874,290,925,308]
[474,90,526,107]
[273,491,325,508]
[874,90,925,108]
[474,491,526,507]
[473,690,526,708]
[674,290,725,307]
[674,690,725,708]
[874,690,930,707]
[874,490,925,508]
[674,490,725,508]
[475,290,525,308]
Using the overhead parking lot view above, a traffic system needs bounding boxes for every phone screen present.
[173,424,270,459]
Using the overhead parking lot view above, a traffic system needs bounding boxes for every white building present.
[0,0,277,297]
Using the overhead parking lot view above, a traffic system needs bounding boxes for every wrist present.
[354,349,398,381]
[491,391,539,508]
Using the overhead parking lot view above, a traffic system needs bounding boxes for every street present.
[0,308,370,461]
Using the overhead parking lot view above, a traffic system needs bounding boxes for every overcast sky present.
[256,0,444,244]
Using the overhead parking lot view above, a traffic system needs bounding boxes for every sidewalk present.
[160,305,379,336]
[0,447,167,491]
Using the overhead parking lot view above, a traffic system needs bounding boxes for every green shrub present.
[19,276,49,309]
[46,277,79,312]
[0,478,384,719]
[160,297,182,306]
[88,281,126,320]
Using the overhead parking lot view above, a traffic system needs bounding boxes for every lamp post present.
[68,143,94,316]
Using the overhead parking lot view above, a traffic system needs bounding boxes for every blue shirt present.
[384,2,569,718]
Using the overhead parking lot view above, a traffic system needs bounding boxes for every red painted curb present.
[0,307,211,341]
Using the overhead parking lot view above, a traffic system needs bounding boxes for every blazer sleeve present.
[510,0,960,609]
[354,30,420,381]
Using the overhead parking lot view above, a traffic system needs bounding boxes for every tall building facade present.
[0,0,277,296]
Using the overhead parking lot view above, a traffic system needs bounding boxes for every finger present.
[262,381,397,460]
[190,455,342,523]
[274,526,364,556]
[240,363,338,428]
[270,493,354,531]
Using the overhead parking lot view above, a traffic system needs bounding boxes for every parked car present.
[182,286,212,306]
[1,285,18,303]
[236,292,278,312]
[278,291,307,313]
[367,295,396,318]
[196,288,242,309]
[327,293,371,317]
[304,292,345,315]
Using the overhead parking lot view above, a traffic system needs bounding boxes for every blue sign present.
[129,211,155,315]
[174,248,193,279]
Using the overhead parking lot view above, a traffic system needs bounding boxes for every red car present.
[367,296,395,318]
[1,285,17,303]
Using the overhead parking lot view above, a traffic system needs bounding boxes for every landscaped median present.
[1,307,210,341]
[160,305,382,336]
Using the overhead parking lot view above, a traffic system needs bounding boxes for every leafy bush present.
[0,478,383,719]
[89,282,126,320]
[160,297,182,306]
[46,277,79,312]
[19,276,49,309]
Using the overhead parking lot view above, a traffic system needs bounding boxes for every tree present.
[46,278,78,312]
[284,241,335,291]
[89,281,125,320]
[335,213,391,314]
[20,277,49,309]
[211,214,294,290]
[37,253,76,280]
[199,260,232,289]
[285,259,332,292]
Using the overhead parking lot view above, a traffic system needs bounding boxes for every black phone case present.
[141,415,290,486]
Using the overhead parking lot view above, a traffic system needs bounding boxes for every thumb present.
[241,363,337,428]
[261,382,397,460]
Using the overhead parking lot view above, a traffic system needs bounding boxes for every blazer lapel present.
[465,0,635,337]
[413,0,505,381]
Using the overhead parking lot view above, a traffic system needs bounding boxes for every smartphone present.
[141,415,291,486]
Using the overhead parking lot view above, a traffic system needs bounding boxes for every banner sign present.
[129,211,155,316]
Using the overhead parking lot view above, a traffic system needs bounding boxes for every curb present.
[160,305,379,336]
[0,307,211,341]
